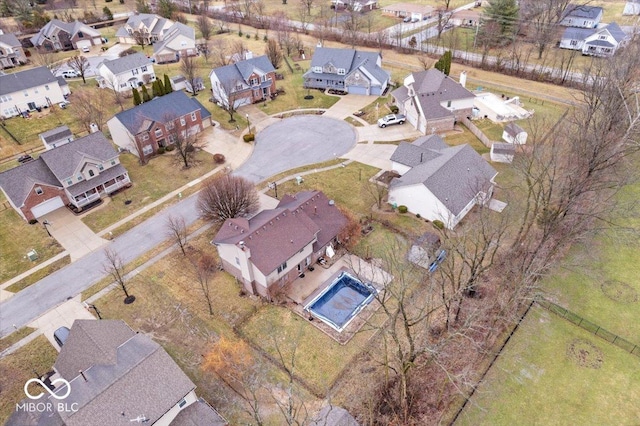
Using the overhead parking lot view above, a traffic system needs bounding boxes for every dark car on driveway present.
[53,326,70,347]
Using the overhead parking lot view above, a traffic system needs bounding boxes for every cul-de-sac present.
[0,0,638,424]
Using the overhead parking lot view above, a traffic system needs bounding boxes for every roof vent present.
[239,241,245,248]
[290,239,294,243]
[263,226,266,230]
[329,200,335,206]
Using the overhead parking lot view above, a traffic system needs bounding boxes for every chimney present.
[459,71,467,88]
[239,241,245,249]
[314,206,317,215]
[420,152,423,163]
[80,370,88,381]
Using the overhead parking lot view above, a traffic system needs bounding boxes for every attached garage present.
[31,196,64,219]
[347,85,369,95]
[75,39,92,50]
[92,37,102,45]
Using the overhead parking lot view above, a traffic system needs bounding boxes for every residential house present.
[116,13,174,45]
[0,132,131,222]
[623,0,640,15]
[331,0,377,12]
[40,125,74,150]
[388,135,497,229]
[559,22,629,56]
[212,190,349,299]
[97,52,156,92]
[490,142,515,163]
[560,5,603,28]
[450,9,481,27]
[152,22,197,64]
[30,19,102,52]
[0,66,70,118]
[209,55,277,109]
[302,47,390,95]
[0,32,27,69]
[392,69,475,134]
[7,319,227,426]
[107,91,211,158]
[381,3,434,20]
[502,122,527,144]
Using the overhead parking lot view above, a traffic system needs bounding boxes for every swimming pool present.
[305,271,376,332]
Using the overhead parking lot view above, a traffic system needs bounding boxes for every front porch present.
[68,166,131,209]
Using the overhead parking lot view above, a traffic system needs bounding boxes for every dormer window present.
[313,66,322,73]
[77,175,83,181]
[98,164,104,170]
[34,186,43,195]
[78,32,84,38]
[111,160,116,165]
[337,68,346,75]
[598,35,606,40]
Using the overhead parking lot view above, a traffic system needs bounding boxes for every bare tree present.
[197,40,211,63]
[253,0,271,30]
[70,88,108,133]
[180,56,200,95]
[164,114,206,169]
[191,252,217,315]
[66,55,90,84]
[230,39,247,62]
[198,174,260,223]
[520,0,573,59]
[211,76,242,123]
[99,74,126,111]
[211,38,232,67]
[197,13,213,40]
[265,38,283,69]
[362,179,388,210]
[166,214,188,255]
[102,248,134,303]
[31,51,62,76]
[300,0,314,15]
[342,10,363,48]
[296,1,311,32]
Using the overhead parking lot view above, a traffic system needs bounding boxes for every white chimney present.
[89,123,99,133]
[459,71,467,88]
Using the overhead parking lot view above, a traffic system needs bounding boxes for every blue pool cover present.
[307,272,375,331]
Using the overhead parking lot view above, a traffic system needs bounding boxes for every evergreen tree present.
[443,51,452,76]
[483,0,519,38]
[157,78,165,96]
[152,80,160,98]
[163,74,173,94]
[132,87,142,105]
[141,85,151,102]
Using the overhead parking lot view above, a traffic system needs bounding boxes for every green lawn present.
[5,255,71,293]
[457,306,640,426]
[442,125,491,155]
[81,150,217,233]
[0,192,64,283]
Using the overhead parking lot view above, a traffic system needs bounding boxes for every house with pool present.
[212,190,348,300]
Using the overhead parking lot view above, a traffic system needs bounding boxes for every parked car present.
[81,45,91,53]
[377,114,406,128]
[61,70,79,78]
[403,16,411,23]
[58,100,70,109]
[53,326,70,347]
[17,154,33,164]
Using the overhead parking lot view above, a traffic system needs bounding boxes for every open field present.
[0,192,64,283]
[456,306,640,425]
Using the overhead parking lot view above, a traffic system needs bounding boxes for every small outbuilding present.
[490,142,515,163]
[502,122,528,144]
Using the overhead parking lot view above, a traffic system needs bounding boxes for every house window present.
[98,164,104,170]
[66,179,72,185]
[89,170,95,177]
[447,100,452,107]
[23,91,28,97]
[250,78,258,85]
[570,40,577,46]
[141,134,149,141]
[190,112,197,121]
[180,117,186,126]
[313,66,322,73]
[141,66,148,72]
[155,128,163,137]
[337,68,346,75]
[110,160,116,165]
[78,32,84,38]
[178,399,187,408]
[235,83,243,91]
[235,257,240,265]
[77,175,83,181]
[166,121,175,130]
[598,35,606,40]
[34,186,43,195]
[45,85,49,91]
[132,69,139,75]
[142,145,153,155]
[277,261,288,274]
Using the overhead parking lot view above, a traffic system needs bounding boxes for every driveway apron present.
[42,207,108,261]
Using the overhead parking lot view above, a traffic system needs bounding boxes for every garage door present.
[92,37,102,45]
[347,86,368,95]
[31,196,64,219]
[76,39,91,50]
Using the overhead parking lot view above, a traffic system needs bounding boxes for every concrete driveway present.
[357,122,423,143]
[323,94,376,120]
[234,115,357,183]
[341,143,398,170]
[41,207,108,261]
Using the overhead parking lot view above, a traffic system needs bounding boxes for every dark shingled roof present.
[390,143,498,216]
[99,52,151,75]
[153,22,195,54]
[562,26,596,40]
[492,142,516,155]
[39,125,73,144]
[0,66,59,96]
[40,132,118,182]
[563,4,603,20]
[303,47,389,88]
[46,320,196,426]
[213,191,347,275]
[209,55,276,88]
[504,122,525,138]
[390,135,448,167]
[30,19,99,47]
[0,158,61,207]
[171,399,228,426]
[113,91,210,134]
[0,32,20,47]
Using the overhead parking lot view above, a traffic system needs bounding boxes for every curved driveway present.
[233,115,357,183]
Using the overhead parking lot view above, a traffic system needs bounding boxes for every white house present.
[560,22,629,56]
[388,135,498,229]
[212,191,348,299]
[502,122,528,144]
[392,70,475,134]
[97,52,156,92]
[623,0,640,15]
[490,143,515,163]
[115,13,174,45]
[560,5,603,28]
[152,22,197,64]
[39,125,74,150]
[0,66,69,118]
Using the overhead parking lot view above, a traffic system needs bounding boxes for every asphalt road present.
[0,195,201,338]
[233,115,357,183]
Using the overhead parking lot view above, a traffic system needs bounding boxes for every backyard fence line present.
[460,117,496,148]
[0,201,10,212]
[283,56,295,74]
[448,299,536,426]
[536,297,640,358]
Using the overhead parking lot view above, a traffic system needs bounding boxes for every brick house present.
[212,191,348,300]
[0,132,131,222]
[107,91,211,159]
[209,54,276,109]
[0,32,27,69]
[392,69,475,134]
[30,19,102,52]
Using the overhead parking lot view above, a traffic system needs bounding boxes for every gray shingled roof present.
[0,158,61,207]
[53,319,135,381]
[47,331,196,426]
[40,132,118,182]
[39,125,72,144]
[30,19,99,47]
[0,32,20,47]
[153,22,195,54]
[213,191,347,275]
[599,22,628,42]
[210,55,276,88]
[492,143,515,155]
[113,91,209,134]
[562,26,596,40]
[0,66,59,96]
[171,399,227,426]
[390,135,449,167]
[504,122,525,138]
[304,47,389,87]
[100,52,151,75]
[564,4,603,20]
[67,164,127,197]
[390,144,497,216]
[123,13,172,37]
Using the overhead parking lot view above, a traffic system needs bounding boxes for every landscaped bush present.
[243,133,255,142]
[398,205,408,214]
[433,220,444,230]
[165,145,175,152]
[157,147,165,154]
[390,105,399,114]
[213,153,225,164]
[416,213,421,219]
